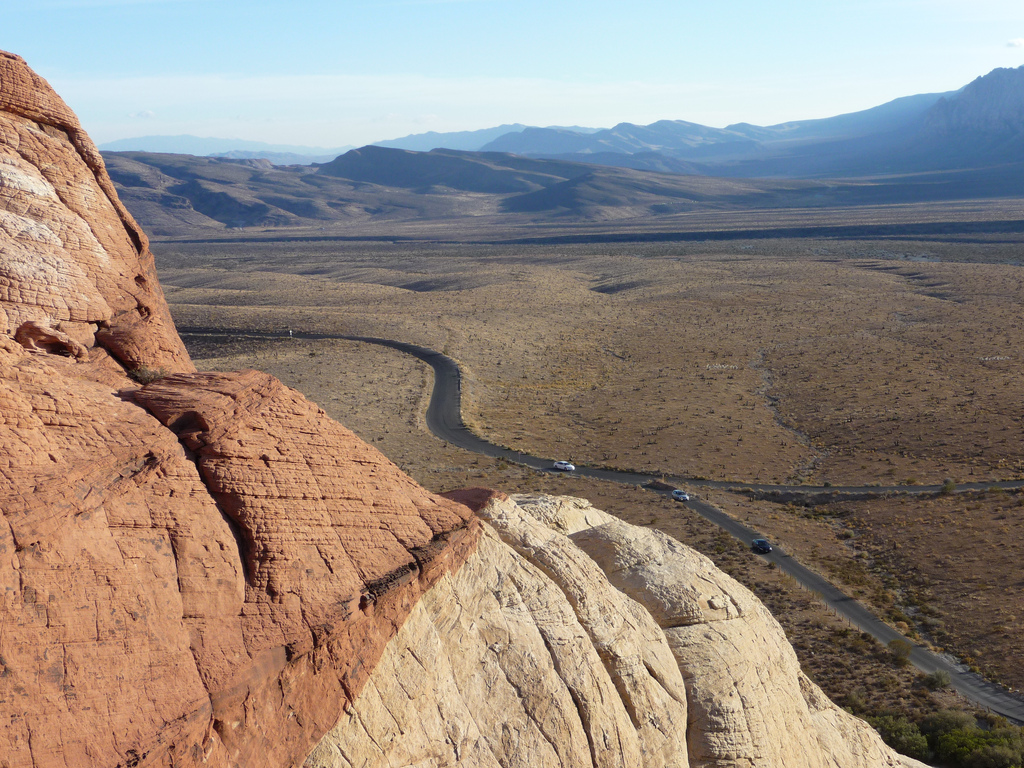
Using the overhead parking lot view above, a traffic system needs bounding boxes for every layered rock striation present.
[1,50,922,768]
[0,51,190,373]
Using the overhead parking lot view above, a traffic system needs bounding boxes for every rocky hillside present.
[103,147,839,235]
[0,50,924,767]
[104,144,1024,239]
[923,66,1024,138]
[312,491,924,768]
[915,66,1024,167]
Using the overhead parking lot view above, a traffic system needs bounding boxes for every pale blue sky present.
[5,0,1024,147]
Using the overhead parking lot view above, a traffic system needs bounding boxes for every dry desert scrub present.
[161,238,1024,488]
[162,234,1024,702]
[821,489,1024,693]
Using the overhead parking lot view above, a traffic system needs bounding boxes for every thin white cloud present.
[1008,38,1024,47]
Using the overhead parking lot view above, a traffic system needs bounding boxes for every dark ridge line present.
[177,325,1024,723]
[484,219,1024,246]
[151,219,1024,248]
[153,234,450,245]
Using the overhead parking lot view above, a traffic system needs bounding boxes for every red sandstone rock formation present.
[0,50,191,375]
[132,370,478,766]
[0,51,479,768]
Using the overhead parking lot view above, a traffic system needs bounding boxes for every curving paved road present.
[178,326,1024,723]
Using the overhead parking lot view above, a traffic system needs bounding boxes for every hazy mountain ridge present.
[102,150,494,233]
[103,141,1024,237]
[317,145,591,194]
[99,134,353,161]
[924,67,1024,136]
[485,119,763,159]
[98,66,1024,235]
[479,91,954,168]
[99,125,603,163]
[103,147,830,233]
[98,66,1024,178]
[370,124,531,152]
[480,66,1024,178]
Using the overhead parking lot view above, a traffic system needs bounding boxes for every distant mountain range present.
[103,142,1024,239]
[98,135,355,164]
[100,65,1024,179]
[99,125,602,164]
[371,124,607,152]
[99,66,1024,237]
[482,92,950,161]
[480,66,1024,178]
[370,124,532,152]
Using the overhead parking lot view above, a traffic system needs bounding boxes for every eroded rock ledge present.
[0,341,480,767]
[0,50,191,374]
[131,369,480,766]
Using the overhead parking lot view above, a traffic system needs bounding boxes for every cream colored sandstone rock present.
[309,524,688,768]
[311,494,926,768]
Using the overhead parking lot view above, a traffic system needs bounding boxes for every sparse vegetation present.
[160,227,1024,731]
[867,714,931,762]
[921,711,1024,768]
[923,670,953,691]
[128,366,167,384]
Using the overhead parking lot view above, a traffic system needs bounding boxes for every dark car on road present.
[751,539,773,554]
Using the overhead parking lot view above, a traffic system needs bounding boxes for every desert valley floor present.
[150,219,1024,721]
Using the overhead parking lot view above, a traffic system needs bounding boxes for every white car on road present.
[671,489,690,501]
[553,461,576,471]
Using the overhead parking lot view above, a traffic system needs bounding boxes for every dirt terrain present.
[824,490,1024,691]
[162,234,1024,488]
[178,329,965,722]
[159,222,1024,715]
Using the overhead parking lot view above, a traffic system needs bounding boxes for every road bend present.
[177,326,1024,724]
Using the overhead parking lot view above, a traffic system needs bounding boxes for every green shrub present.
[922,670,952,690]
[921,710,977,739]
[888,638,913,666]
[129,366,166,384]
[844,688,868,715]
[918,710,1024,768]
[964,744,1021,768]
[867,714,931,762]
[933,727,1023,768]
